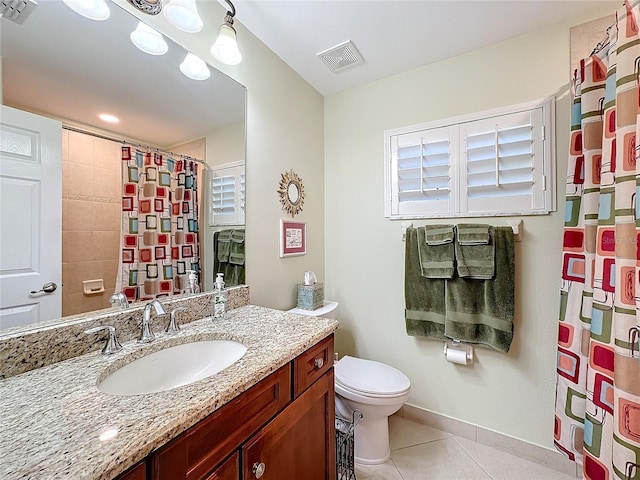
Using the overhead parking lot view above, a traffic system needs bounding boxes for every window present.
[384,97,555,219]
[209,160,245,226]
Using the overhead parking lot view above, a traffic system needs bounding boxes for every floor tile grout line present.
[452,436,495,480]
[389,457,408,480]
[390,435,455,453]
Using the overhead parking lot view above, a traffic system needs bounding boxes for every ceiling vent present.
[1,0,37,24]
[317,40,364,73]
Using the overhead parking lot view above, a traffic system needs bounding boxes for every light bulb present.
[130,21,168,56]
[163,0,203,33]
[211,24,242,66]
[62,0,110,21]
[180,54,210,81]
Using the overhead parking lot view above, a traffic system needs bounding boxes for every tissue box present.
[297,283,324,310]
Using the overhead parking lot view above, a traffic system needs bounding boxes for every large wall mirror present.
[0,1,246,331]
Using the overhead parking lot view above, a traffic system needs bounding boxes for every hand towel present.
[229,229,245,266]
[455,226,495,279]
[418,225,455,279]
[216,229,233,263]
[456,223,491,245]
[444,226,515,352]
[425,224,455,245]
[405,227,447,340]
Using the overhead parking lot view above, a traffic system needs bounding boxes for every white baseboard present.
[399,403,581,478]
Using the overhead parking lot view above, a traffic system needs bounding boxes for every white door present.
[0,105,62,329]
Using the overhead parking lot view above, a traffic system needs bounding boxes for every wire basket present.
[336,409,363,480]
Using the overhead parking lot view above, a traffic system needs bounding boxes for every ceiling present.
[234,0,620,96]
[1,1,245,148]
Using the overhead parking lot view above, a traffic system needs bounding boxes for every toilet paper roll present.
[445,348,468,365]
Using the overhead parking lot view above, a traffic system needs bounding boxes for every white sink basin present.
[98,340,247,396]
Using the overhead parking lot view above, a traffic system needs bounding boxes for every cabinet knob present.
[252,462,266,479]
[314,357,324,369]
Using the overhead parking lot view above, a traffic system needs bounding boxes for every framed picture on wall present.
[280,219,306,257]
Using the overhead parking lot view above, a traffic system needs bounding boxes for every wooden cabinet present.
[115,461,145,480]
[203,452,238,480]
[242,369,335,480]
[151,365,291,480]
[146,334,335,480]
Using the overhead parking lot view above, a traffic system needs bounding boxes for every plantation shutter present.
[384,97,554,219]
[209,163,245,226]
[388,125,456,217]
[460,108,546,214]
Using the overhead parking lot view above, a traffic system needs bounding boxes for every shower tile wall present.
[62,129,121,316]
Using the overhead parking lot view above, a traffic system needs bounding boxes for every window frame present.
[208,160,245,226]
[384,97,556,219]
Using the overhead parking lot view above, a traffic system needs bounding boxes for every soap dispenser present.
[185,270,200,294]
[212,273,227,320]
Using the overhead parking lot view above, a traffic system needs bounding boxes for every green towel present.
[455,226,495,279]
[229,229,245,265]
[425,224,455,245]
[418,226,455,279]
[456,223,490,245]
[217,229,232,263]
[405,227,447,340]
[444,227,515,353]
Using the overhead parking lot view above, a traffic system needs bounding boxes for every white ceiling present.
[234,0,620,96]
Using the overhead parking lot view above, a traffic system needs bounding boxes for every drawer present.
[293,334,334,397]
[203,452,238,480]
[151,364,291,480]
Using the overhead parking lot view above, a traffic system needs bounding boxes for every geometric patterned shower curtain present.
[555,2,640,479]
[119,147,200,303]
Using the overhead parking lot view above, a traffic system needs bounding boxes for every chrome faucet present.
[109,292,129,309]
[85,325,122,355]
[166,307,187,334]
[139,300,166,343]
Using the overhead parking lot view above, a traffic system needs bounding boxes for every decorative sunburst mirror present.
[278,170,305,217]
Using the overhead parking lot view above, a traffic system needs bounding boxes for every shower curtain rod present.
[62,125,209,168]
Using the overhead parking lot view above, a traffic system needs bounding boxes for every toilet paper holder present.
[443,340,474,365]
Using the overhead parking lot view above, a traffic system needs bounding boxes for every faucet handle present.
[85,325,122,355]
[109,292,129,309]
[166,307,187,334]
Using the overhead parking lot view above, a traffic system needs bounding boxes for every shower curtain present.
[119,147,200,302]
[555,2,640,479]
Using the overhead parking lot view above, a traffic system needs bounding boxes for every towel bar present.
[402,221,523,242]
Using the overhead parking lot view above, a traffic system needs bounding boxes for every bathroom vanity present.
[0,303,338,479]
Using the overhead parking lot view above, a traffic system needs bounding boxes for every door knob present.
[252,462,266,479]
[30,282,57,294]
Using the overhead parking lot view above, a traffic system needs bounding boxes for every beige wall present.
[61,129,120,316]
[115,1,325,310]
[324,6,615,450]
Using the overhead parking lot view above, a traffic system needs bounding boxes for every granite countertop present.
[0,305,338,480]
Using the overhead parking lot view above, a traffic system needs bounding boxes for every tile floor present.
[353,416,578,480]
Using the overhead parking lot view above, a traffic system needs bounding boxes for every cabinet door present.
[242,369,336,480]
[203,452,238,480]
[151,365,291,480]
[115,461,146,480]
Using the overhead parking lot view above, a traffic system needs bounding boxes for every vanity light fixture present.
[211,0,242,66]
[99,113,120,124]
[130,21,168,55]
[163,0,203,33]
[179,53,210,81]
[62,0,110,21]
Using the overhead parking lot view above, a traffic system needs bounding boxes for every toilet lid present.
[335,355,410,396]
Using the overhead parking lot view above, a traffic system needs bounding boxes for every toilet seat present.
[335,355,410,397]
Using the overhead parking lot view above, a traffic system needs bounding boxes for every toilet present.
[334,355,411,465]
[288,300,411,465]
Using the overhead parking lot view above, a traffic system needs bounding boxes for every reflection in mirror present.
[288,183,300,204]
[0,1,246,331]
